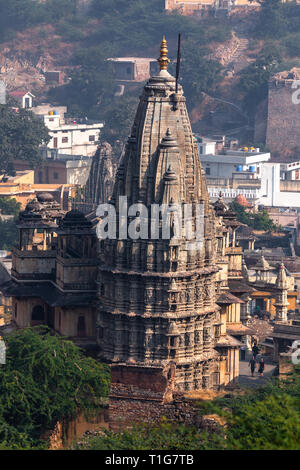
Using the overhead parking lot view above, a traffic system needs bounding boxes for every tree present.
[0,219,18,250]
[181,40,223,103]
[0,327,110,449]
[0,105,50,174]
[256,0,289,39]
[100,95,139,145]
[240,48,281,111]
[0,197,21,216]
[230,201,276,231]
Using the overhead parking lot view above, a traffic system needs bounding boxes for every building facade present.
[32,104,103,157]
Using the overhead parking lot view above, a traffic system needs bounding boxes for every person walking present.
[249,356,256,377]
[252,343,259,359]
[258,357,265,377]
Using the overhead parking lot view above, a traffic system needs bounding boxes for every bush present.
[77,366,300,450]
[0,327,110,449]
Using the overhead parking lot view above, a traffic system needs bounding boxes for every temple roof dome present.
[37,193,55,203]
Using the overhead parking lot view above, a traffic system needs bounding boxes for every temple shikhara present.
[1,38,297,427]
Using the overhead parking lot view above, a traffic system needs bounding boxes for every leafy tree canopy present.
[0,327,110,449]
[0,105,50,174]
[0,197,21,216]
[230,201,276,231]
[0,218,18,250]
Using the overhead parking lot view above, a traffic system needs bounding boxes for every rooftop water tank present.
[54,111,59,115]
[237,165,243,172]
[249,165,255,172]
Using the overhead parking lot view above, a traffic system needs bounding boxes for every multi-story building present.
[32,104,103,157]
[165,0,260,16]
[198,140,300,207]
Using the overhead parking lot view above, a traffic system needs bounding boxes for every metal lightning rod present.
[175,33,181,94]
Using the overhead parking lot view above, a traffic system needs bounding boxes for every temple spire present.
[158,35,170,71]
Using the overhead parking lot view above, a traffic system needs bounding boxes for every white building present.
[280,160,300,181]
[199,146,271,179]
[197,138,300,208]
[9,91,35,109]
[32,104,104,157]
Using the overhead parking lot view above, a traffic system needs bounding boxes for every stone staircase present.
[229,37,249,73]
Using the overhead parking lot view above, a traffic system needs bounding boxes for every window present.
[53,172,59,180]
[205,168,211,175]
[77,316,86,337]
[38,171,43,183]
[89,135,95,142]
[31,305,44,326]
[62,136,68,143]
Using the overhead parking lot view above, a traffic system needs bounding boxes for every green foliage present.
[0,105,50,174]
[0,218,18,250]
[180,40,223,100]
[239,48,281,111]
[283,32,300,57]
[100,95,139,145]
[77,366,300,450]
[0,327,110,449]
[0,197,21,216]
[230,201,276,231]
[256,0,289,38]
[74,420,223,451]
[0,0,78,41]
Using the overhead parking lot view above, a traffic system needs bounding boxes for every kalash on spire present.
[97,37,240,412]
[109,36,212,209]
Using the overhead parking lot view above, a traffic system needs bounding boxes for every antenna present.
[175,33,181,94]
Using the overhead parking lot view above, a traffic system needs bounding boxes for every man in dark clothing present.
[252,343,259,359]
[258,357,265,377]
[249,356,257,377]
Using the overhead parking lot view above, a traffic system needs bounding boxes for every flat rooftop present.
[108,57,156,63]
[201,151,271,164]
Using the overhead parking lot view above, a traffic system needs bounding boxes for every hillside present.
[1,0,300,147]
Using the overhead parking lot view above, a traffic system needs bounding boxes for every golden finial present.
[158,35,170,71]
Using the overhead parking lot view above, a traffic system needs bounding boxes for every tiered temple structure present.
[3,194,98,347]
[97,38,246,405]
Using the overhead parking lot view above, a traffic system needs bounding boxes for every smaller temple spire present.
[275,263,289,323]
[158,35,170,71]
[276,262,288,290]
